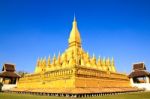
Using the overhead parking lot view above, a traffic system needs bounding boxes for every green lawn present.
[0,92,150,99]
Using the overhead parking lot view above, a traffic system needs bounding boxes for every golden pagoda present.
[15,16,137,95]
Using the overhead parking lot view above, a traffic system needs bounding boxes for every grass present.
[0,92,150,99]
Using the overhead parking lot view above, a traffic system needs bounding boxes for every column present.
[146,76,149,83]
[130,78,134,86]
[0,78,3,82]
[16,78,19,85]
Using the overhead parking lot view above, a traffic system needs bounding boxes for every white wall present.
[2,84,17,91]
[132,83,150,91]
[130,78,150,91]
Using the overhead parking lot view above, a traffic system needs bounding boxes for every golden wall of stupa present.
[17,16,130,90]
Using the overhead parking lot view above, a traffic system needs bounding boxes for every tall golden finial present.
[68,15,81,48]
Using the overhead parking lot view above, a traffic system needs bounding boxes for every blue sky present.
[0,0,150,73]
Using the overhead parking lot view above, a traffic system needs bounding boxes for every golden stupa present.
[15,16,135,94]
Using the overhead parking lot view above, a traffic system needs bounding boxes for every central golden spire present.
[68,15,81,48]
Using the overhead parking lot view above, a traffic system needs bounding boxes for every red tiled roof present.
[2,64,15,72]
[133,63,146,70]
[0,71,20,78]
[129,70,150,78]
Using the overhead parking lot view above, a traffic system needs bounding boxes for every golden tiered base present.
[16,67,133,94]
[18,67,130,88]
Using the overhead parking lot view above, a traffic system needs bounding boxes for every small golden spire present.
[109,57,111,65]
[111,57,116,72]
[40,58,43,67]
[43,56,47,67]
[106,57,112,71]
[34,57,41,73]
[102,57,106,66]
[47,55,51,67]
[92,53,96,59]
[97,56,101,66]
[48,55,50,60]
[91,53,96,66]
[86,56,91,67]
[102,57,108,71]
[111,57,114,66]
[85,51,90,63]
[97,56,102,70]
[36,57,40,66]
[44,56,46,60]
[52,54,56,66]
[106,57,110,65]
[98,56,101,60]
[111,57,114,62]
[57,52,61,65]
[87,52,89,58]
[53,54,56,60]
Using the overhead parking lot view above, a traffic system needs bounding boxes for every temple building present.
[0,63,20,91]
[129,62,150,91]
[13,16,140,96]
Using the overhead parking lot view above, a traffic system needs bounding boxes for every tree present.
[17,71,29,77]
